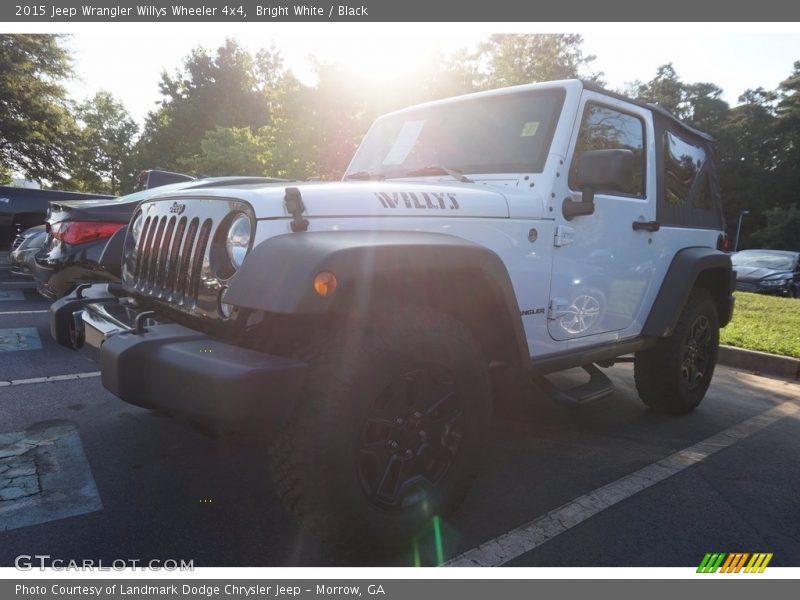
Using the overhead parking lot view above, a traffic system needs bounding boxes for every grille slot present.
[187,219,212,305]
[164,216,187,299]
[154,216,176,293]
[133,216,153,280]
[175,217,199,304]
[130,213,212,306]
[142,217,167,290]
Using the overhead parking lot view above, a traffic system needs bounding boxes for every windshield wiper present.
[343,171,384,181]
[402,165,474,183]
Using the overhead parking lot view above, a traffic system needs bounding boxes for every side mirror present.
[563,149,635,220]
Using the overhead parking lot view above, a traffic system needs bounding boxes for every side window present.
[694,172,713,210]
[664,131,707,206]
[568,103,646,197]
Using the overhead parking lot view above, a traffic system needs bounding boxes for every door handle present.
[632,220,660,232]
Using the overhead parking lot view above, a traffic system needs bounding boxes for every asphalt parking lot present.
[1,250,799,568]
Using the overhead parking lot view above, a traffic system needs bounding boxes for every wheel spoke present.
[374,455,403,504]
[424,389,456,417]
[359,438,391,458]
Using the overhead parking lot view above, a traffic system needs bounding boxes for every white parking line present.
[446,400,800,567]
[0,372,100,387]
[0,310,48,315]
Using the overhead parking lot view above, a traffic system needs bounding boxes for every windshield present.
[732,252,796,271]
[346,88,566,179]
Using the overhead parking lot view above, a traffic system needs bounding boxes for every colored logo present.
[697,552,773,573]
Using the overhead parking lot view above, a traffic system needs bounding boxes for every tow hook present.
[133,310,156,334]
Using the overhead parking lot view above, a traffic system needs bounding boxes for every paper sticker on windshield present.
[520,122,540,137]
[382,120,425,165]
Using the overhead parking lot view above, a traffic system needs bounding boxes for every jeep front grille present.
[123,197,253,319]
[132,214,213,306]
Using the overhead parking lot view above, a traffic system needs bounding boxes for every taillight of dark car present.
[51,221,125,245]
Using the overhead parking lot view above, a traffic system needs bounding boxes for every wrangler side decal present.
[375,192,459,210]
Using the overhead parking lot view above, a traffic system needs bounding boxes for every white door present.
[548,92,659,343]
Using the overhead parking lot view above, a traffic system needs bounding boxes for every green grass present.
[720,292,800,358]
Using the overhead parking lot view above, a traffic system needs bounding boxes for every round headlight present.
[131,212,144,245]
[226,213,252,270]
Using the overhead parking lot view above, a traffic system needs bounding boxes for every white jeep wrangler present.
[52,79,734,546]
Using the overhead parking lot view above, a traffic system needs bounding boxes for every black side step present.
[537,363,615,405]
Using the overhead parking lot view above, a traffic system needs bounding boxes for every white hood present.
[166,180,512,220]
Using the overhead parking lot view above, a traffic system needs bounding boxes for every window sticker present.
[520,122,540,137]
[381,120,425,165]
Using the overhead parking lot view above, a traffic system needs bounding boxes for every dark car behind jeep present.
[732,249,800,298]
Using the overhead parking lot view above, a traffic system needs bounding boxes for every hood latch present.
[284,187,309,232]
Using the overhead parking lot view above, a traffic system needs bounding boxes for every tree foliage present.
[0,34,76,183]
[477,34,602,88]
[64,91,138,194]
[180,126,271,176]
[750,204,800,250]
[134,39,284,173]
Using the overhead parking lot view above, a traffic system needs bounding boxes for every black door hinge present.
[284,187,309,232]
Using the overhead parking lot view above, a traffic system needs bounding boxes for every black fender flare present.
[225,230,530,368]
[642,247,734,337]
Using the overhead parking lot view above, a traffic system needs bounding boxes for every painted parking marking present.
[0,372,100,388]
[0,310,48,315]
[0,291,25,301]
[0,327,42,352]
[446,400,800,567]
[0,421,102,531]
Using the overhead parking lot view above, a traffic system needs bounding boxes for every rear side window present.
[569,103,646,197]
[664,131,707,206]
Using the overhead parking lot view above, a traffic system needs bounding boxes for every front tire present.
[268,307,491,548]
[634,289,720,415]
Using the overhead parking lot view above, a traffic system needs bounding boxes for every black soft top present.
[582,81,715,143]
[582,81,724,231]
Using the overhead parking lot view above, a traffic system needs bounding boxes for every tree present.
[773,61,800,202]
[630,64,684,115]
[0,34,76,183]
[180,126,270,176]
[477,34,602,89]
[65,91,138,194]
[135,39,284,173]
[749,204,800,250]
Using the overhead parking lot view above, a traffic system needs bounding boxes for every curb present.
[718,345,800,381]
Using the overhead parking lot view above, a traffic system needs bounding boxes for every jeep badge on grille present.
[169,201,186,215]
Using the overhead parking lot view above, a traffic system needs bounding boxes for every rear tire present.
[268,306,491,548]
[634,289,719,415]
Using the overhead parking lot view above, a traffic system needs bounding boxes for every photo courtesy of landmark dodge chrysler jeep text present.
[52,80,735,547]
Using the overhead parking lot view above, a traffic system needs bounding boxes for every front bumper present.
[51,285,307,432]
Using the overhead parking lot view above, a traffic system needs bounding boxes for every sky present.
[58,25,800,125]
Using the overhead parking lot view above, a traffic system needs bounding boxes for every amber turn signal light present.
[313,271,338,297]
